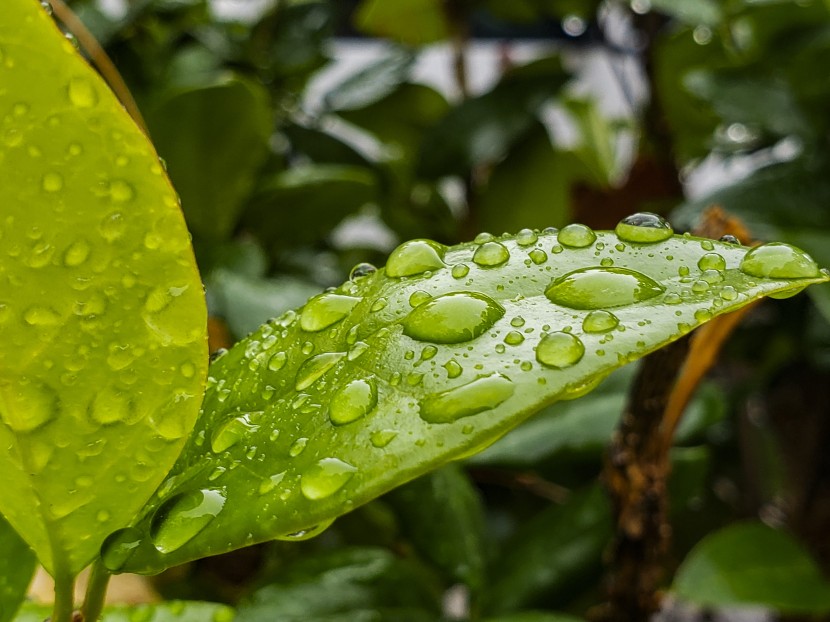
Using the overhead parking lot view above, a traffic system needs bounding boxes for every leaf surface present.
[0,0,207,576]
[0,516,35,622]
[14,601,234,622]
[107,222,827,574]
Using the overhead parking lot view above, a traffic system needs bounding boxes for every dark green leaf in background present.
[0,516,35,622]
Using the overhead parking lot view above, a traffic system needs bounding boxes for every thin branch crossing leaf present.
[0,0,207,577]
[105,216,828,574]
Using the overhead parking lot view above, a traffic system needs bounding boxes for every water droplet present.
[557,224,596,248]
[67,77,98,108]
[504,331,525,345]
[719,234,741,245]
[150,489,226,553]
[88,386,135,425]
[300,458,357,500]
[545,267,665,310]
[24,305,61,326]
[664,293,682,305]
[695,308,713,322]
[600,257,614,267]
[700,269,724,284]
[258,471,286,495]
[0,379,58,432]
[473,241,510,267]
[101,527,142,571]
[349,262,376,280]
[698,253,726,271]
[529,249,547,264]
[289,437,308,457]
[474,232,495,244]
[719,285,738,301]
[402,292,505,344]
[615,212,673,244]
[419,373,514,424]
[691,280,709,293]
[295,352,346,391]
[451,263,470,279]
[421,345,438,360]
[582,310,619,333]
[739,242,821,279]
[142,284,202,345]
[370,430,397,448]
[63,239,90,266]
[511,316,525,327]
[370,298,388,312]
[109,179,135,203]
[700,240,715,251]
[300,293,360,332]
[41,171,63,193]
[99,212,126,241]
[409,290,432,307]
[268,351,286,371]
[329,378,378,425]
[211,412,261,453]
[444,359,463,378]
[516,228,538,246]
[25,242,54,268]
[386,239,446,277]
[536,332,585,369]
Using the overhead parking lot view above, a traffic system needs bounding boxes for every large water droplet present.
[329,378,378,426]
[419,373,514,424]
[545,267,664,309]
[536,332,585,369]
[101,527,143,571]
[557,224,596,248]
[211,412,261,453]
[697,252,726,271]
[516,228,538,246]
[473,241,510,267]
[385,239,446,277]
[0,380,58,433]
[88,386,135,425]
[582,309,619,333]
[349,262,377,280]
[402,292,504,344]
[295,352,345,391]
[150,489,226,554]
[529,249,548,265]
[615,212,673,244]
[739,242,821,279]
[300,458,357,500]
[300,293,361,332]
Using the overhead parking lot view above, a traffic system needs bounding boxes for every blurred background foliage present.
[58,0,830,619]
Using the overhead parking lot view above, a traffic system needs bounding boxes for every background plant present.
[3,1,830,622]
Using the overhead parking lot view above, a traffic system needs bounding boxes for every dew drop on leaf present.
[535,331,585,369]
[697,252,726,271]
[63,239,90,267]
[529,248,547,265]
[402,292,505,344]
[614,212,673,244]
[473,241,510,267]
[385,239,446,277]
[294,352,346,391]
[516,228,538,246]
[23,305,60,326]
[557,223,596,248]
[88,386,134,425]
[267,351,286,372]
[100,527,143,571]
[329,378,378,426]
[299,293,361,332]
[474,232,494,244]
[582,309,620,333]
[150,489,226,554]
[41,171,63,193]
[504,330,525,345]
[451,263,470,279]
[419,373,514,424]
[443,359,463,378]
[288,437,308,457]
[545,267,664,310]
[370,430,397,448]
[0,379,58,432]
[300,458,357,500]
[211,412,261,453]
[349,262,376,280]
[739,242,821,279]
[66,76,98,108]
[408,290,432,307]
[275,519,335,541]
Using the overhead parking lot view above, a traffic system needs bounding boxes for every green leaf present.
[108,222,828,574]
[0,515,35,622]
[673,521,830,614]
[483,486,612,613]
[649,0,723,26]
[484,614,584,622]
[146,75,272,240]
[354,0,449,46]
[323,50,414,112]
[0,0,208,576]
[386,465,486,590]
[235,548,441,622]
[13,601,235,622]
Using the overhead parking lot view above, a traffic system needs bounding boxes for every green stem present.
[81,560,111,622]
[51,572,76,622]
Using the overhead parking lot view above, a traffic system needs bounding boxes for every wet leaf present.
[0,0,208,576]
[353,0,449,46]
[673,521,830,614]
[107,221,828,574]
[13,601,234,622]
[0,516,35,622]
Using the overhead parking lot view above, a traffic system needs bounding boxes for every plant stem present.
[81,560,111,622]
[51,572,76,622]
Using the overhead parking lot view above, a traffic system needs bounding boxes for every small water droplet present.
[698,253,726,271]
[582,310,619,333]
[504,330,525,345]
[329,378,378,425]
[615,212,673,244]
[67,77,98,108]
[0,379,58,432]
[700,269,724,284]
[300,293,360,332]
[289,437,308,457]
[349,262,376,280]
[545,267,665,310]
[101,527,142,571]
[258,471,286,495]
[295,352,346,391]
[700,240,715,251]
[473,241,510,267]
[40,171,64,193]
[739,242,821,279]
[301,458,357,500]
[421,345,438,360]
[63,239,90,267]
[99,212,126,241]
[529,249,547,264]
[719,285,738,301]
[516,228,538,246]
[211,412,261,453]
[510,316,526,328]
[692,280,709,293]
[443,359,463,378]
[24,305,61,326]
[268,351,286,371]
[386,239,446,277]
[600,257,614,267]
[719,234,740,245]
[409,290,432,307]
[419,373,514,424]
[665,292,682,305]
[370,430,397,448]
[474,232,495,244]
[451,263,470,279]
[557,224,596,248]
[402,292,504,344]
[536,332,584,369]
[370,298,388,313]
[150,489,226,553]
[694,308,713,322]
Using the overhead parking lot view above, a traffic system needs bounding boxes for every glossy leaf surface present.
[0,0,208,575]
[109,223,827,574]
[673,521,830,613]
[0,516,35,622]
[14,601,234,622]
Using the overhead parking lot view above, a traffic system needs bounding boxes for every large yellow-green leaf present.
[101,216,827,575]
[0,0,207,577]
